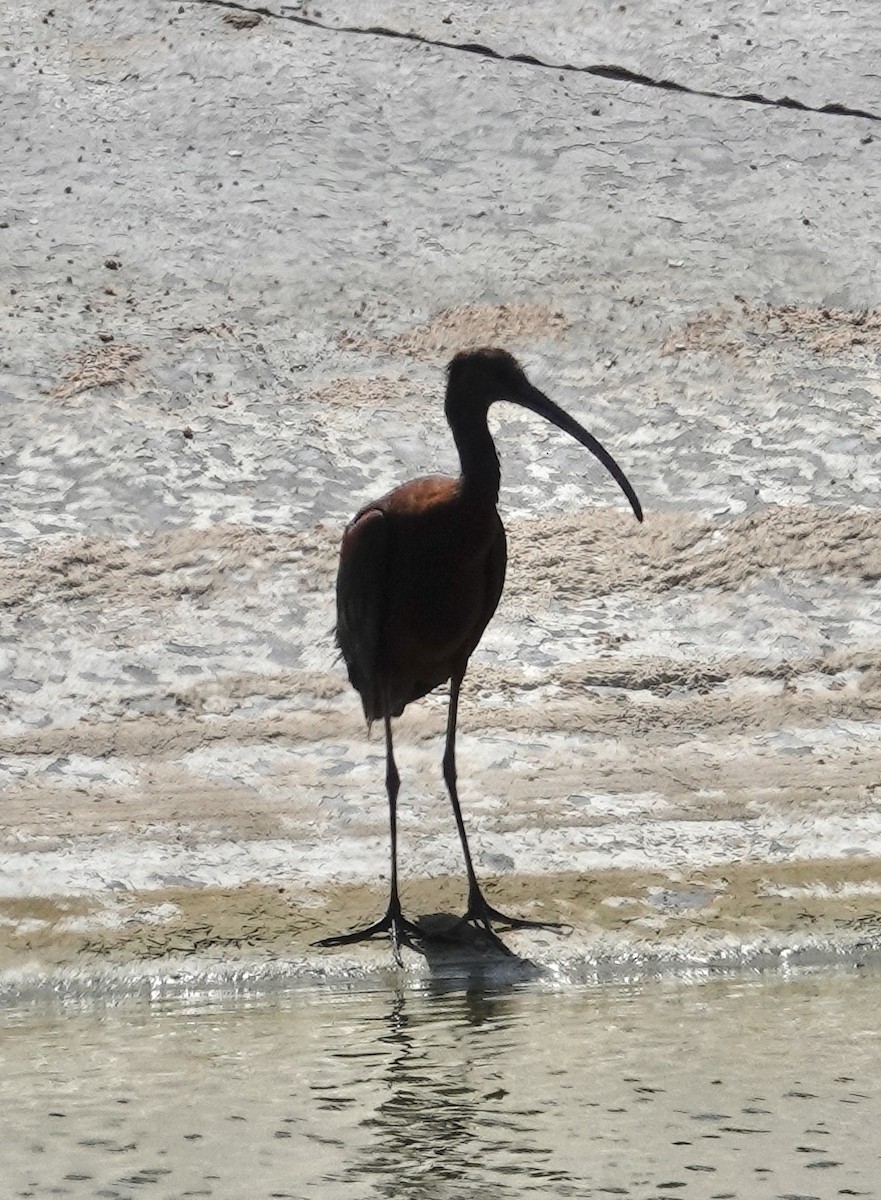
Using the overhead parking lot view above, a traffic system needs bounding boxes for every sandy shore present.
[2,1,881,988]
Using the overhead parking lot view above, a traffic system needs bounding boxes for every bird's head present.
[445,346,643,522]
[446,347,530,413]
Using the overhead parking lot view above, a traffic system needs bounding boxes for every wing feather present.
[335,506,389,723]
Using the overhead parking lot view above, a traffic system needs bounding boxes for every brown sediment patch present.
[540,857,881,940]
[474,646,881,696]
[169,667,348,715]
[662,300,881,358]
[51,342,144,399]
[759,303,881,353]
[303,374,434,410]
[2,506,876,615]
[3,858,881,971]
[0,896,96,970]
[471,682,881,743]
[662,307,747,356]
[338,303,570,361]
[0,707,357,761]
[151,644,881,727]
[2,657,880,765]
[0,885,307,971]
[508,505,881,602]
[0,523,339,610]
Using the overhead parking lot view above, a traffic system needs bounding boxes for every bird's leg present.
[315,717,423,963]
[443,673,568,946]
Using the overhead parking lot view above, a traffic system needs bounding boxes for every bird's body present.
[336,474,506,722]
[319,347,642,960]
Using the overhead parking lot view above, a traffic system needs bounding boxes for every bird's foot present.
[460,891,572,944]
[315,905,425,965]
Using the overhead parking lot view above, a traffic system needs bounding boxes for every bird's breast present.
[387,479,499,572]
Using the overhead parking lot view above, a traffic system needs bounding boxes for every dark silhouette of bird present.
[318,347,643,959]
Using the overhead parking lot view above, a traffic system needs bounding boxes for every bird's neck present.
[449,409,501,504]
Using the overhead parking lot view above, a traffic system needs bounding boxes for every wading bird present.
[318,347,642,959]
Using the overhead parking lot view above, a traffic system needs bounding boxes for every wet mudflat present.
[2,967,880,1199]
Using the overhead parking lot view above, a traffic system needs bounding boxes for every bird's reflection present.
[319,985,576,1197]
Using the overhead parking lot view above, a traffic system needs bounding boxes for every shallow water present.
[2,970,880,1199]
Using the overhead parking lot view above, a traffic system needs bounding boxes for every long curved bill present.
[515,384,643,522]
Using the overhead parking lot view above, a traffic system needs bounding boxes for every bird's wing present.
[335,505,390,722]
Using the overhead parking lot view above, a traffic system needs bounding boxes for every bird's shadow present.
[408,911,545,986]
